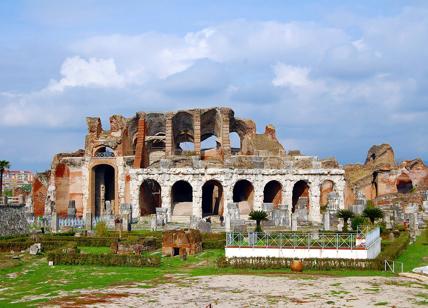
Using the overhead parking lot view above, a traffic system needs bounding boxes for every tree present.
[249,210,268,233]
[363,206,384,224]
[336,209,354,232]
[0,160,11,198]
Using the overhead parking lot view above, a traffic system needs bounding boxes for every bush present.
[351,215,366,231]
[202,240,225,249]
[47,252,161,267]
[217,257,379,270]
[377,231,410,261]
[95,221,109,237]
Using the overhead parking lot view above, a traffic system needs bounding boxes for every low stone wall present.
[0,205,29,237]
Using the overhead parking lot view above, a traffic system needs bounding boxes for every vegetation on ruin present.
[248,210,268,232]
[363,206,384,224]
[336,209,354,232]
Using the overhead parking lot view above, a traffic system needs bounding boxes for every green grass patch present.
[395,230,428,271]
[79,246,111,254]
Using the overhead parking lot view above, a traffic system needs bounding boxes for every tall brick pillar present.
[133,114,146,168]
[193,110,201,155]
[221,109,231,159]
[165,112,174,157]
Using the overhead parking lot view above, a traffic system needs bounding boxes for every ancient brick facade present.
[38,107,347,223]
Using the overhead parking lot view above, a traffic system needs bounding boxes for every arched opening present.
[233,180,254,215]
[201,135,218,150]
[94,146,115,157]
[92,164,115,217]
[147,135,166,165]
[139,179,161,216]
[263,180,282,207]
[54,163,70,217]
[320,180,335,207]
[171,180,193,216]
[173,111,194,155]
[229,132,241,154]
[202,180,224,217]
[292,180,310,213]
[396,173,413,193]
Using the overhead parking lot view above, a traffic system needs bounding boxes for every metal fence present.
[27,216,107,229]
[226,228,380,250]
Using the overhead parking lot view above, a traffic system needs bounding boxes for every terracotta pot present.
[290,260,304,272]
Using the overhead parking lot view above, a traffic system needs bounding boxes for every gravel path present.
[44,274,428,307]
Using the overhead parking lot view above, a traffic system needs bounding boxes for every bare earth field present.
[44,274,428,307]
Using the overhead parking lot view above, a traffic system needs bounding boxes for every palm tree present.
[0,160,11,199]
[363,206,384,224]
[249,210,268,233]
[336,209,354,232]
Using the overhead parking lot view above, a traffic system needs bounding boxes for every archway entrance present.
[139,179,161,216]
[92,164,115,217]
[292,180,310,213]
[263,180,282,207]
[233,180,254,215]
[202,180,223,217]
[171,180,193,216]
[396,173,413,193]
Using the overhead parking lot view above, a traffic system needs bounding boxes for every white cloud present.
[47,56,126,92]
[272,63,312,88]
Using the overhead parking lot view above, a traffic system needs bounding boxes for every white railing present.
[226,227,380,251]
[384,260,404,273]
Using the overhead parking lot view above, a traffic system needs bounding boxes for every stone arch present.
[233,179,254,215]
[229,132,241,154]
[202,179,224,217]
[172,111,194,154]
[93,146,115,157]
[54,163,70,217]
[319,180,336,207]
[263,180,282,207]
[171,180,193,216]
[396,173,413,193]
[139,179,162,216]
[92,164,115,217]
[292,180,310,213]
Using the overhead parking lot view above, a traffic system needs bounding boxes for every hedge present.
[202,240,225,249]
[217,232,411,271]
[217,256,381,270]
[47,252,161,267]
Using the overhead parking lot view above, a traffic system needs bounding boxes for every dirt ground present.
[45,274,428,307]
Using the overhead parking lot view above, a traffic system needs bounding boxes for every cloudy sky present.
[1,0,427,171]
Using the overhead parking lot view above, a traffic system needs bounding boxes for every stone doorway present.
[92,164,115,217]
[139,179,162,216]
[202,180,224,217]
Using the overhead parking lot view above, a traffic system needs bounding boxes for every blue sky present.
[1,0,427,171]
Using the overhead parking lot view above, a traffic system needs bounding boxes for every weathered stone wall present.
[129,166,346,224]
[0,205,29,237]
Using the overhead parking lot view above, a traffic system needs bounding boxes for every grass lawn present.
[0,230,425,306]
[396,229,428,271]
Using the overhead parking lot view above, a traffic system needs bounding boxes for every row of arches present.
[136,178,338,218]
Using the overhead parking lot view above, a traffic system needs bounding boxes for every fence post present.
[336,234,339,250]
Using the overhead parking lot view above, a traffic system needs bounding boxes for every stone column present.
[165,112,174,157]
[220,109,231,159]
[161,182,172,222]
[193,110,201,156]
[192,183,203,218]
[284,180,294,225]
[336,180,346,210]
[133,114,146,168]
[309,179,321,223]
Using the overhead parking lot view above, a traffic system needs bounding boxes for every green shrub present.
[217,257,379,270]
[351,215,366,231]
[47,252,161,267]
[202,240,225,249]
[377,231,410,261]
[95,221,109,237]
